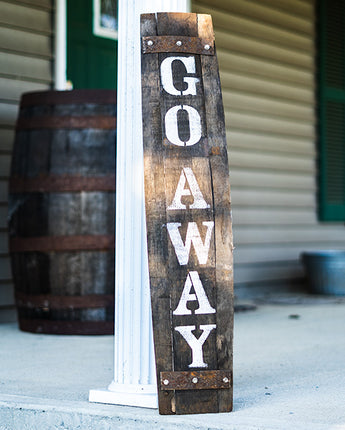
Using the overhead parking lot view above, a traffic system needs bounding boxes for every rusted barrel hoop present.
[15,292,114,310]
[9,235,115,253]
[9,176,116,193]
[18,319,114,335]
[20,89,117,106]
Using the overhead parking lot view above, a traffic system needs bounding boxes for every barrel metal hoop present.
[16,116,116,130]
[18,318,114,335]
[9,175,116,193]
[9,235,115,252]
[15,292,114,309]
[20,89,117,106]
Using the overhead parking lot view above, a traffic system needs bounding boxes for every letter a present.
[167,221,214,265]
[175,324,216,368]
[167,167,210,210]
[173,271,215,315]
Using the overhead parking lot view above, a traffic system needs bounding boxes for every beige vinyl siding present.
[0,0,53,322]
[193,0,345,293]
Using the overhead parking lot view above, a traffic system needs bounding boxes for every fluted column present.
[89,0,189,408]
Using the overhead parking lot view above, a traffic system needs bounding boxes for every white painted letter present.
[167,221,214,265]
[160,56,199,96]
[173,271,215,315]
[175,324,216,368]
[168,167,210,210]
[165,105,201,147]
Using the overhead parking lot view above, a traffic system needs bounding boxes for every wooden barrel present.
[8,90,116,335]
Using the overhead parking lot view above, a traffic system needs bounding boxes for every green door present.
[67,0,118,89]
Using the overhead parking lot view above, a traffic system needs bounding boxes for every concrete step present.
[0,393,329,430]
[1,301,345,429]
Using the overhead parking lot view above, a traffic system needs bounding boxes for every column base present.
[89,381,158,409]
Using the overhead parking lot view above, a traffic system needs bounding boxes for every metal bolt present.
[204,44,210,50]
[176,40,182,46]
[147,40,153,46]
[163,379,169,385]
[192,377,198,384]
[223,377,229,383]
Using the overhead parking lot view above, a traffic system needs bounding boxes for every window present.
[93,0,118,40]
[318,0,345,221]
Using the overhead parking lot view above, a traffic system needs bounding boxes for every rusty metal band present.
[142,35,214,55]
[20,89,117,107]
[18,318,114,335]
[15,292,114,310]
[160,370,232,391]
[16,116,116,130]
[10,235,115,253]
[9,175,116,193]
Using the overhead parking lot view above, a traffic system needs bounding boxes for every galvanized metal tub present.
[301,250,345,296]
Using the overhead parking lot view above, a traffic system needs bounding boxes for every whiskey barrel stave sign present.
[141,12,233,415]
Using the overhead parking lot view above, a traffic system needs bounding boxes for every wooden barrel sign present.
[141,13,234,414]
[8,90,116,335]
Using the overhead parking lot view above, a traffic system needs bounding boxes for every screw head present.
[192,377,198,384]
[204,44,210,50]
[176,40,182,46]
[223,377,229,383]
[163,379,169,385]
[147,40,153,46]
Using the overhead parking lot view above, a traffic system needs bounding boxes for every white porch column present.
[54,0,67,90]
[89,0,190,408]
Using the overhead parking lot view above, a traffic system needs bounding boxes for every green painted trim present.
[317,0,345,221]
[66,0,118,89]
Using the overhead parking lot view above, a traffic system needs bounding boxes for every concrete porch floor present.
[1,297,345,429]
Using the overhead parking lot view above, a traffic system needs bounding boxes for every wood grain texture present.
[8,90,116,335]
[141,12,233,415]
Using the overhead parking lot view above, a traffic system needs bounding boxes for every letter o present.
[165,105,201,147]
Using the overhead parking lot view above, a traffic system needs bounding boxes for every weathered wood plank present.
[141,12,233,415]
[199,15,233,410]
[141,12,172,414]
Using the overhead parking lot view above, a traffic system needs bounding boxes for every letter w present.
[167,221,214,265]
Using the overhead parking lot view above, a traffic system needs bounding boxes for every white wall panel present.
[0,0,52,321]
[193,0,344,293]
